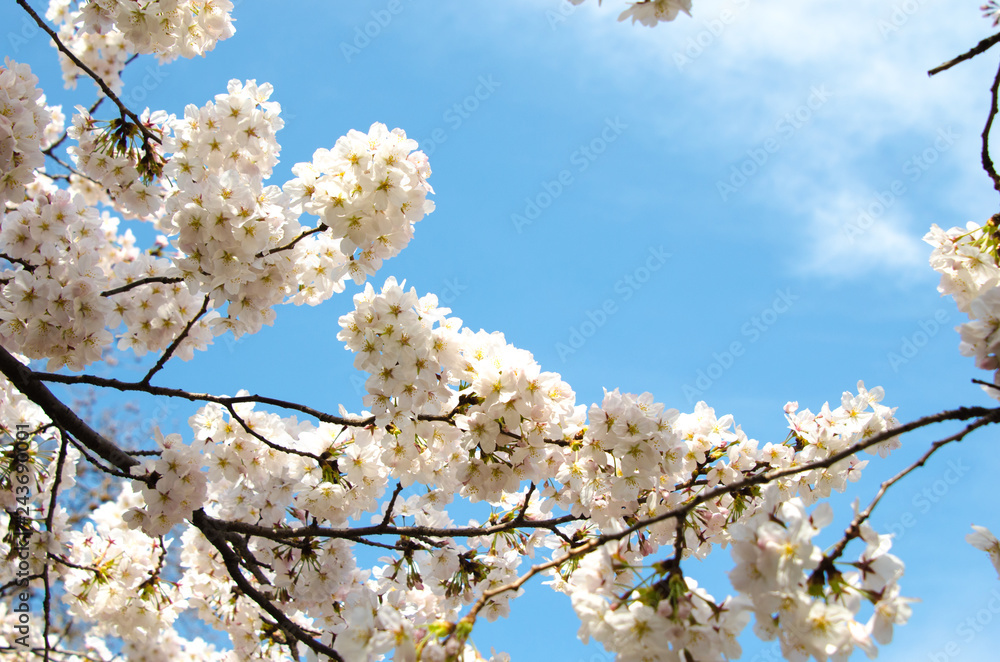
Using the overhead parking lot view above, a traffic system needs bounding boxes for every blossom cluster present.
[45,0,235,93]
[730,501,912,660]
[68,107,167,220]
[0,59,50,209]
[926,223,1000,585]
[333,278,906,660]
[0,188,115,370]
[0,264,907,662]
[0,3,968,659]
[124,430,208,537]
[0,275,893,661]
[159,78,303,337]
[0,56,435,368]
[337,277,580,503]
[553,381,901,662]
[925,222,1000,394]
[567,0,693,26]
[284,122,435,294]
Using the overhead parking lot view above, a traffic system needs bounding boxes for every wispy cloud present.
[508,0,999,279]
[795,188,927,279]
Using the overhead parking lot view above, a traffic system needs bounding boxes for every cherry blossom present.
[0,2,998,661]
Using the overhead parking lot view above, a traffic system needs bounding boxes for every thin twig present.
[450,406,1000,639]
[191,510,345,662]
[45,97,104,154]
[809,414,995,585]
[0,252,36,271]
[223,401,322,462]
[140,294,210,384]
[380,482,405,526]
[0,347,139,473]
[929,32,1000,76]
[64,436,136,480]
[983,57,1000,193]
[207,510,583,542]
[14,0,161,148]
[40,150,94,183]
[258,224,328,258]
[101,275,185,298]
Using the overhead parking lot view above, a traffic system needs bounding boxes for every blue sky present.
[5,0,1000,660]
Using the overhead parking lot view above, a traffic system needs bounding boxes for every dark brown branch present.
[47,554,99,575]
[34,370,372,426]
[515,482,536,523]
[223,401,322,462]
[209,511,583,542]
[0,252,36,272]
[380,482,405,526]
[64,435,136,480]
[226,532,272,586]
[258,224,328,258]
[40,150,94,184]
[32,370,474,432]
[191,510,345,662]
[453,405,1000,636]
[0,346,344,660]
[986,58,1000,194]
[0,345,139,473]
[44,431,69,536]
[101,275,185,298]
[14,0,161,149]
[929,32,1000,76]
[809,414,996,586]
[141,294,211,384]
[0,574,42,596]
[606,405,1000,546]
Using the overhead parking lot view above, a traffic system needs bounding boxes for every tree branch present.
[928,31,1000,76]
[0,344,345,660]
[222,401,322,462]
[984,57,1000,194]
[140,294,211,384]
[205,510,584,542]
[191,510,345,662]
[0,346,139,473]
[34,370,374,427]
[14,0,161,149]
[809,412,996,585]
[451,405,1000,639]
[258,224,328,259]
[101,275,185,298]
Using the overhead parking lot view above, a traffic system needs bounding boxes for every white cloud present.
[506,0,999,278]
[793,188,928,279]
